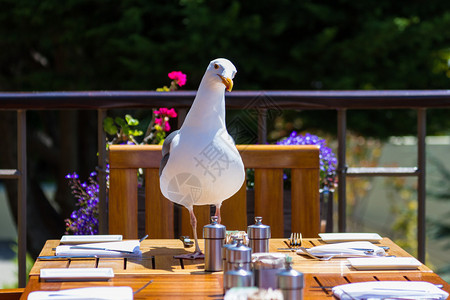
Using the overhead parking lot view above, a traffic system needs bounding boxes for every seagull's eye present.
[214,64,219,70]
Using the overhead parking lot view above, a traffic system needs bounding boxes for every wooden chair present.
[108,144,320,239]
[0,288,24,300]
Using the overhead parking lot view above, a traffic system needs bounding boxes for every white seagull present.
[160,58,245,259]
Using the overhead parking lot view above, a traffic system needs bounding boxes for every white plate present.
[28,287,133,300]
[40,268,114,281]
[348,257,421,270]
[60,235,123,244]
[319,233,382,243]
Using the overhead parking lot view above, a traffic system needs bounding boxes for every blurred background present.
[0,0,449,286]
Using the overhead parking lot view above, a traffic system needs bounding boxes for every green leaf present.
[125,114,140,126]
[129,129,143,137]
[103,117,118,135]
[115,117,127,127]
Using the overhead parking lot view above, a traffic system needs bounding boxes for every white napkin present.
[332,281,448,299]
[298,241,385,257]
[28,287,133,300]
[56,240,141,257]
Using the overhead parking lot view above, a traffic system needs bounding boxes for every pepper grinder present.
[247,216,271,253]
[222,236,238,273]
[226,237,252,271]
[277,256,304,300]
[223,263,254,293]
[203,216,226,272]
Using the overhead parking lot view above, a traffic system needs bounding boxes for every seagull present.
[160,58,245,259]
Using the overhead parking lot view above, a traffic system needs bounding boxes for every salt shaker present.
[203,216,226,272]
[226,238,252,271]
[223,263,254,293]
[222,236,238,273]
[247,216,271,253]
[277,256,304,300]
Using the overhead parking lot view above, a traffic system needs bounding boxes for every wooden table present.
[21,238,450,299]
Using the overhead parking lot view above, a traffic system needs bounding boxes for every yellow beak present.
[218,74,233,92]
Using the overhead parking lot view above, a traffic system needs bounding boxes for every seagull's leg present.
[214,204,221,224]
[190,208,202,255]
[173,207,204,260]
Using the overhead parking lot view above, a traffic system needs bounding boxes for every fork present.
[288,232,302,248]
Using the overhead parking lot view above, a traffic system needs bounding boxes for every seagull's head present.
[205,58,237,92]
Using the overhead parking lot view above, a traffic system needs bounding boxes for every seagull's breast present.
[160,128,245,208]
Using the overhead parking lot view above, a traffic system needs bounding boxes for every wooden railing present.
[1,90,450,287]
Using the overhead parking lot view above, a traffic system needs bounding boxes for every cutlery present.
[133,279,153,295]
[139,234,149,243]
[69,246,134,254]
[277,247,375,253]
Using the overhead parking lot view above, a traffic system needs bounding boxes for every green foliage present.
[103,114,143,144]
[2,0,449,137]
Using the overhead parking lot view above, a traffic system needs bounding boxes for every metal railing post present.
[17,109,27,288]
[417,108,426,263]
[97,109,108,234]
[337,108,347,232]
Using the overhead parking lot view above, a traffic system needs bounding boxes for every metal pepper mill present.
[223,263,254,293]
[277,256,304,300]
[247,216,271,253]
[226,237,252,271]
[203,216,226,272]
[222,236,238,273]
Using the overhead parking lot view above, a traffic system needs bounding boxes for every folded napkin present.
[332,281,448,300]
[56,240,141,257]
[252,253,285,269]
[28,287,133,300]
[298,241,385,257]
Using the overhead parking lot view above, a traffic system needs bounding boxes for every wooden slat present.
[237,145,319,168]
[291,168,320,238]
[254,168,284,237]
[0,288,23,300]
[220,182,247,231]
[109,168,138,238]
[109,145,162,168]
[145,169,174,238]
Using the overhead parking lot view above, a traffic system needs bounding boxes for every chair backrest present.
[0,288,24,300]
[108,144,320,239]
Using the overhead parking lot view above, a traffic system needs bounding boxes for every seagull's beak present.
[218,74,233,92]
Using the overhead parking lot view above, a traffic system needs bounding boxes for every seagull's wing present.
[159,129,179,176]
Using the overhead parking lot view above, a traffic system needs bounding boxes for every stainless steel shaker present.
[203,216,226,272]
[247,216,271,253]
[223,263,254,293]
[277,256,304,300]
[222,236,238,273]
[226,238,252,271]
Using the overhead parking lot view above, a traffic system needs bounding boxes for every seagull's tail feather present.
[160,129,179,176]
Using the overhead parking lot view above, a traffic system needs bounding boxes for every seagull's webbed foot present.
[173,208,204,260]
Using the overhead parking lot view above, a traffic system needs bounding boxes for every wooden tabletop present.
[21,238,449,299]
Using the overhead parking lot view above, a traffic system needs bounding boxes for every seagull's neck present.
[181,78,226,130]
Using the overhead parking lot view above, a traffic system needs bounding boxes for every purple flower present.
[64,170,104,235]
[277,131,337,189]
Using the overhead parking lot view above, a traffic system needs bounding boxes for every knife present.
[69,246,135,253]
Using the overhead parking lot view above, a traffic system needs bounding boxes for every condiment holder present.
[247,216,271,253]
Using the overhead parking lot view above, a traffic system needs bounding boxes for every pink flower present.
[168,71,187,87]
[154,117,162,125]
[166,108,177,118]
